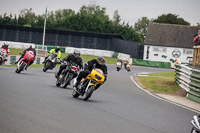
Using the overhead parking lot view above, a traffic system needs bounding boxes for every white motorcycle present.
[43,53,58,72]
[191,115,200,133]
[116,61,122,71]
[0,48,7,65]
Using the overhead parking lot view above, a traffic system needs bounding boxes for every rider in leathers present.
[55,50,83,79]
[15,45,36,66]
[74,57,107,91]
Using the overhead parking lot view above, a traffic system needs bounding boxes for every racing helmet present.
[73,49,80,57]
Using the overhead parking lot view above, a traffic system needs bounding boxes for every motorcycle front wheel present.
[191,128,197,133]
[83,85,95,101]
[61,74,73,88]
[56,79,61,87]
[16,62,26,73]
[117,67,120,71]
[72,90,80,98]
[43,61,51,72]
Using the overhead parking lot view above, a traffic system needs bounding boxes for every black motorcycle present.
[43,53,57,72]
[191,115,200,133]
[56,62,79,88]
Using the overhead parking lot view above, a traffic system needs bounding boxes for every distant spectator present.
[193,30,200,46]
[174,59,178,69]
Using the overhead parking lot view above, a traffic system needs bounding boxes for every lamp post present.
[42,7,47,50]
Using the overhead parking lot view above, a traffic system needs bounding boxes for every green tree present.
[0,4,143,43]
[113,10,121,24]
[134,17,150,36]
[19,8,36,26]
[34,15,44,28]
[0,13,12,24]
[18,15,26,26]
[153,13,190,25]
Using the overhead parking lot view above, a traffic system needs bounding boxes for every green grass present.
[2,64,44,68]
[137,72,181,93]
[9,48,117,64]
[10,48,24,55]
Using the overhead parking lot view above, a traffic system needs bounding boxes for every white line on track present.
[130,76,200,114]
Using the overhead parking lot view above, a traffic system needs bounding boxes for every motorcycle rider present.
[43,47,61,65]
[73,57,107,91]
[1,43,10,62]
[117,59,122,67]
[55,49,83,79]
[15,45,36,66]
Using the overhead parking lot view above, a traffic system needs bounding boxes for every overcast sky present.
[0,0,199,26]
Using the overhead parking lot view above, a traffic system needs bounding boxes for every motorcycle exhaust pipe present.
[193,116,200,129]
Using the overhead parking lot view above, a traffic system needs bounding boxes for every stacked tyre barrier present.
[175,64,200,103]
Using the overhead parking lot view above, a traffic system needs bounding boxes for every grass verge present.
[135,72,186,96]
[2,64,45,68]
[10,48,24,55]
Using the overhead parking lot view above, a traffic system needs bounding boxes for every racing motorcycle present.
[191,115,200,133]
[15,51,35,73]
[0,48,7,65]
[72,68,105,101]
[43,53,58,72]
[125,64,131,72]
[56,62,79,88]
[116,61,122,71]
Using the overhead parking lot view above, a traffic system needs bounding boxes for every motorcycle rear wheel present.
[0,58,2,64]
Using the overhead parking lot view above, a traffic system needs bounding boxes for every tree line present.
[0,4,195,44]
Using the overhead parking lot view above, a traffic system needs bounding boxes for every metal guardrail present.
[175,64,200,103]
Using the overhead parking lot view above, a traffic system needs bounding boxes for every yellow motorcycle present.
[72,68,105,101]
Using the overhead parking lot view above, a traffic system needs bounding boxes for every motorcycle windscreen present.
[25,51,35,61]
[51,54,57,60]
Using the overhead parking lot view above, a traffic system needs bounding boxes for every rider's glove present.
[85,70,91,74]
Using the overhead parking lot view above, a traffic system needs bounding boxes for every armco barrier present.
[175,64,200,103]
[65,47,114,58]
[0,41,35,49]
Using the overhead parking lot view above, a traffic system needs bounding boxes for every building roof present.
[144,22,199,48]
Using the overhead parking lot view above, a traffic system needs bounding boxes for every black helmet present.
[55,47,60,52]
[97,57,105,65]
[3,43,9,49]
[73,49,80,57]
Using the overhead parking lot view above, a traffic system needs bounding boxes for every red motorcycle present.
[15,51,35,73]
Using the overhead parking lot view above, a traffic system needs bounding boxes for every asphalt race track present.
[0,65,197,133]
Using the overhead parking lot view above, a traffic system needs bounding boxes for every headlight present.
[91,79,98,84]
